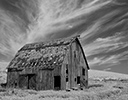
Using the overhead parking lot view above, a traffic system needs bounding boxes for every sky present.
[0,0,128,74]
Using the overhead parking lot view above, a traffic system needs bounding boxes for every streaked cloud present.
[89,50,128,67]
[84,33,128,57]
[0,0,127,72]
[0,0,113,57]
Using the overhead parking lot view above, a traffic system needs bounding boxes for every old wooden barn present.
[6,36,89,90]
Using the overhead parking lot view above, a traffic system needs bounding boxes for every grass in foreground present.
[0,78,128,100]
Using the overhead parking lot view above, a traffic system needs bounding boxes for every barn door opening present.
[28,74,36,90]
[19,74,36,90]
[19,75,28,89]
[54,76,61,90]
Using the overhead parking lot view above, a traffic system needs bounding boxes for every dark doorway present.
[54,76,61,90]
[77,76,80,84]
[28,74,36,90]
[19,74,36,90]
[19,75,28,89]
[82,68,85,76]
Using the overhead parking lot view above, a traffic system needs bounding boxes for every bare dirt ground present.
[0,70,128,100]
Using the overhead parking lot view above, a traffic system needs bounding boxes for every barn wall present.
[68,44,74,88]
[70,40,88,88]
[77,42,88,88]
[70,41,81,88]
[37,70,53,90]
[53,65,61,76]
[37,66,62,90]
[77,41,88,88]
[61,49,69,90]
[7,71,19,88]
[61,64,66,90]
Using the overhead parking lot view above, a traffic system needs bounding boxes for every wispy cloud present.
[84,33,128,57]
[85,31,128,67]
[0,0,128,74]
[27,0,112,43]
[88,57,105,66]
[88,50,128,67]
[0,0,113,59]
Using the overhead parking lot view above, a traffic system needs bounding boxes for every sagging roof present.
[7,36,89,70]
[20,36,76,51]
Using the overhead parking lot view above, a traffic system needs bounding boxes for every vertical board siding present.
[70,41,88,89]
[69,44,72,88]
[61,64,66,90]
[19,74,28,89]
[53,65,61,76]
[37,70,53,90]
[7,71,19,88]
[72,42,77,87]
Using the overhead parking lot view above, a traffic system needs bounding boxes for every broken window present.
[75,78,77,82]
[74,51,76,58]
[66,64,68,82]
[66,64,68,74]
[82,68,85,76]
[66,77,68,82]
[77,76,80,84]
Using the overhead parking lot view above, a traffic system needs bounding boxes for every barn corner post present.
[61,64,66,90]
[69,43,74,89]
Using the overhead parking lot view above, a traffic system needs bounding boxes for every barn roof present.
[7,36,89,70]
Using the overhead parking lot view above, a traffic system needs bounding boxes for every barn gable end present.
[64,37,89,89]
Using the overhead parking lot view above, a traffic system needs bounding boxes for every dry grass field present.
[0,70,128,100]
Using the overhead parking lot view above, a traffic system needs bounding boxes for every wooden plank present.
[7,72,11,87]
[61,64,66,90]
[42,70,46,90]
[79,66,83,89]
[53,65,61,76]
[37,70,53,90]
[36,71,40,90]
[84,67,88,88]
[51,71,54,89]
[71,42,77,88]
[46,71,50,90]
[49,71,53,90]
[68,45,72,88]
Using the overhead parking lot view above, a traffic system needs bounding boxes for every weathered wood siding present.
[7,71,19,88]
[53,65,61,76]
[69,40,88,88]
[61,49,69,90]
[37,70,53,90]
[77,41,88,88]
[70,42,76,88]
[19,68,38,74]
